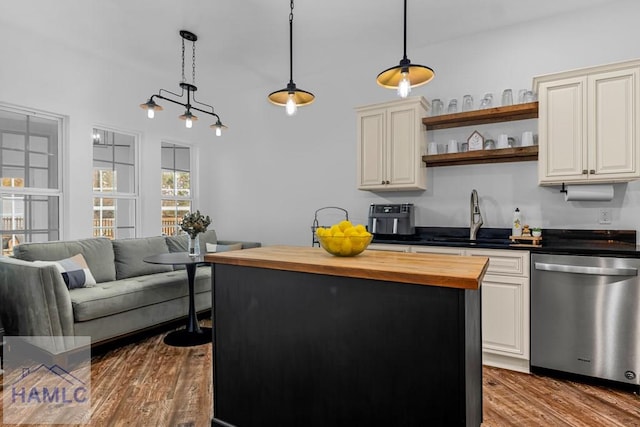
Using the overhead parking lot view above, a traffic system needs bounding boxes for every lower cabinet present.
[368,243,530,373]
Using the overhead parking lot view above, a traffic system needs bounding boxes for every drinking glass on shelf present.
[517,89,527,103]
[462,95,474,112]
[447,99,458,114]
[479,93,493,109]
[523,91,536,103]
[501,89,513,106]
[431,99,443,116]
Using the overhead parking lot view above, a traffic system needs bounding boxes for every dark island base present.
[212,264,482,427]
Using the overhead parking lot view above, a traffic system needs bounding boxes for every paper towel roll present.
[564,184,614,201]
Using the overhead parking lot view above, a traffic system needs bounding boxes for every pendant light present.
[268,0,315,115]
[376,0,434,98]
[140,30,227,135]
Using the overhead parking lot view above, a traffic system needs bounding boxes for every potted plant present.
[532,227,542,237]
[181,210,212,256]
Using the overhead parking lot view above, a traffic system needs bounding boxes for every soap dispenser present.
[512,208,522,237]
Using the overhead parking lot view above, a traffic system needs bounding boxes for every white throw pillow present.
[33,253,97,289]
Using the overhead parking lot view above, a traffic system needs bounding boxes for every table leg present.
[163,263,212,347]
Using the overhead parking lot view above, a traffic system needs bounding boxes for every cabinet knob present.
[582,170,588,174]
[590,169,596,174]
[381,180,385,185]
[385,180,390,184]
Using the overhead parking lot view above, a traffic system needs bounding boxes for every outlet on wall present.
[598,208,612,225]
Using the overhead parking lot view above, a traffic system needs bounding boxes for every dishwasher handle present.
[534,262,638,276]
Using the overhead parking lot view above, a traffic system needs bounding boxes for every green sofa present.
[0,231,260,345]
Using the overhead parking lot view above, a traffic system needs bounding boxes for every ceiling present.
[3,0,618,80]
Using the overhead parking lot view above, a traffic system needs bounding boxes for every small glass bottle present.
[512,208,522,237]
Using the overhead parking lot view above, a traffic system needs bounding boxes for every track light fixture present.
[140,30,227,135]
[268,0,315,116]
[376,0,435,98]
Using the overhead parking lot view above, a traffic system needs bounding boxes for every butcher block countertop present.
[204,245,488,290]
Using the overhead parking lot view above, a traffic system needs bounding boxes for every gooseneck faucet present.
[470,189,483,240]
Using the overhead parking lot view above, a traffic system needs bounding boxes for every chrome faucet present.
[470,189,483,240]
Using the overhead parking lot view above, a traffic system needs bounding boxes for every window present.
[161,142,191,236]
[92,128,137,239]
[0,106,62,255]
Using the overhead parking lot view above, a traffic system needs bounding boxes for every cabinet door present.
[481,274,529,359]
[537,76,588,184]
[589,67,640,181]
[357,109,386,189]
[386,104,425,189]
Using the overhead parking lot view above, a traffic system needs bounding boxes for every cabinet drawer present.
[410,246,465,256]
[466,249,529,277]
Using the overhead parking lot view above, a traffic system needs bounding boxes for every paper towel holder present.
[560,183,568,194]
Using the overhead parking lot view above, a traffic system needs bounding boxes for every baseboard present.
[483,351,530,374]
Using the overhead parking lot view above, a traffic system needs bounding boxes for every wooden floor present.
[1,319,639,426]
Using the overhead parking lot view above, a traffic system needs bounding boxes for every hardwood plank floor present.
[1,320,639,426]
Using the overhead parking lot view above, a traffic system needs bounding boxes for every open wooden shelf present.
[423,145,538,167]
[422,102,539,130]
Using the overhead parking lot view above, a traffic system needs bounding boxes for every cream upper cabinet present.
[535,59,640,185]
[356,97,428,191]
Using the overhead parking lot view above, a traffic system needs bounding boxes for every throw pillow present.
[35,253,97,290]
[206,242,242,253]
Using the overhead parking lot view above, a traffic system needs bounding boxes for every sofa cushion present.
[165,229,218,253]
[70,267,211,322]
[13,237,116,283]
[166,234,189,253]
[112,236,173,280]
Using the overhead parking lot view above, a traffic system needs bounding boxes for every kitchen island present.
[205,246,489,427]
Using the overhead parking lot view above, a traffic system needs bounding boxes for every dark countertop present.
[372,227,639,257]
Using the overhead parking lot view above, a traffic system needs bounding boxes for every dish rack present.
[311,207,349,247]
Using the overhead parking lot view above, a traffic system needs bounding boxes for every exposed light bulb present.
[285,93,297,116]
[397,71,411,98]
[147,108,155,119]
[215,126,222,137]
[185,117,193,128]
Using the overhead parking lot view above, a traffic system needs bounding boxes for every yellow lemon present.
[354,224,367,233]
[330,224,341,236]
[315,227,326,237]
[351,237,365,253]
[340,238,353,255]
[344,227,357,237]
[329,238,342,254]
[338,220,353,232]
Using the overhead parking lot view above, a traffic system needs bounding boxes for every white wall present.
[1,0,639,245]
[203,0,640,246]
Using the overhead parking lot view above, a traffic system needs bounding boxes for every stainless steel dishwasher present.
[531,253,640,387]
